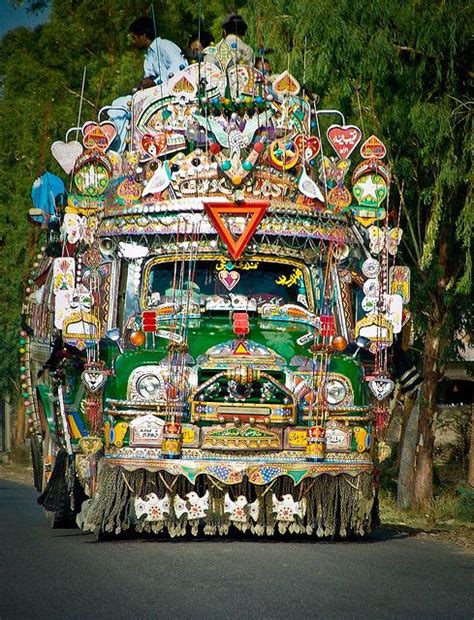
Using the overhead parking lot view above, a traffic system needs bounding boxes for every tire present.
[38,446,76,528]
[49,460,87,529]
[30,433,43,492]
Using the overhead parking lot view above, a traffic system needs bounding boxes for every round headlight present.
[136,374,162,400]
[326,379,346,405]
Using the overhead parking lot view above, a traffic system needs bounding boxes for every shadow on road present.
[78,522,419,545]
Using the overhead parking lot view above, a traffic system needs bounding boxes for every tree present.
[249,0,473,506]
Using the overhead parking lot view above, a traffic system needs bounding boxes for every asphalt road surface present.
[0,479,472,620]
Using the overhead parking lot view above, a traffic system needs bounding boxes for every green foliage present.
[251,0,473,358]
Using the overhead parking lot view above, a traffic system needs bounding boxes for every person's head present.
[129,17,156,49]
[255,57,271,75]
[222,14,248,38]
[188,30,213,53]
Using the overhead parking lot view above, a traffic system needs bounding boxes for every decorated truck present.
[23,51,409,537]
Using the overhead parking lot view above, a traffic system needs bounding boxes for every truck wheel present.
[48,494,76,529]
[38,447,76,529]
[30,433,43,493]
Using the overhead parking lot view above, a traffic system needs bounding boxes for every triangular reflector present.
[233,341,250,355]
[203,200,270,260]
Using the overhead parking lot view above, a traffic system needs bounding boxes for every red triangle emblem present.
[233,341,250,355]
[203,200,270,260]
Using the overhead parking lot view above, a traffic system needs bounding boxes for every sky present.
[0,0,50,38]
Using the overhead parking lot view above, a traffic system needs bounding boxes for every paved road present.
[0,479,472,620]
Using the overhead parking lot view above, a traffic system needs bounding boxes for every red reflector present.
[233,312,249,336]
[142,311,157,333]
[320,315,336,337]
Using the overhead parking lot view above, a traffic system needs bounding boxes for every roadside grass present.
[379,488,474,549]
[0,444,33,485]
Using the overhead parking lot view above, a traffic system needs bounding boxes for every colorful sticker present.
[389,265,411,303]
[53,257,75,293]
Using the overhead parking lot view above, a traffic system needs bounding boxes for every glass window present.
[145,259,309,309]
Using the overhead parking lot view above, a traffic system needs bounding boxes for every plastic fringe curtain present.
[77,462,378,538]
[37,448,69,512]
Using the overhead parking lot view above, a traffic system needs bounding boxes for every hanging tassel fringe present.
[38,449,69,512]
[77,463,378,538]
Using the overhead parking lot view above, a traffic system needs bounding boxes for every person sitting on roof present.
[205,14,254,69]
[129,16,188,89]
[255,48,276,78]
[185,30,214,64]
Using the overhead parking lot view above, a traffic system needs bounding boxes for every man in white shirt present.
[129,16,187,88]
[205,14,254,70]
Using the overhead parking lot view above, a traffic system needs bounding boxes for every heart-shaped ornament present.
[295,134,321,161]
[368,375,395,401]
[272,70,300,96]
[82,121,117,151]
[327,124,362,160]
[219,269,240,291]
[170,74,197,99]
[360,135,386,159]
[82,369,108,393]
[141,133,167,158]
[51,140,84,174]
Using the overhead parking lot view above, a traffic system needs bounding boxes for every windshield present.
[143,258,310,310]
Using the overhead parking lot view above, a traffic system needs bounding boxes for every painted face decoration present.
[62,213,82,245]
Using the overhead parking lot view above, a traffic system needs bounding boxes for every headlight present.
[326,379,346,405]
[136,374,162,400]
[129,364,198,402]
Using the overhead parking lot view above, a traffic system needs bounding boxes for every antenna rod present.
[70,66,87,191]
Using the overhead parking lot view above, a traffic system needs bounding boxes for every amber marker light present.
[129,330,146,347]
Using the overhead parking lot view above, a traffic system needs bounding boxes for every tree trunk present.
[397,393,412,470]
[412,328,442,508]
[13,400,26,449]
[468,404,474,487]
[397,396,419,508]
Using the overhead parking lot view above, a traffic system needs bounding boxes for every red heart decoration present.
[326,125,362,160]
[141,133,167,158]
[82,121,117,151]
[295,134,321,161]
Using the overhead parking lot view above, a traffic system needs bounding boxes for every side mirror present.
[106,328,123,354]
[352,335,370,358]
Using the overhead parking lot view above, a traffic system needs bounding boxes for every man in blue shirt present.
[129,17,187,89]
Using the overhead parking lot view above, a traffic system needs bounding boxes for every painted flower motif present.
[233,507,246,521]
[149,505,161,518]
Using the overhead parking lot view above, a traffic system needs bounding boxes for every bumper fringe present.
[77,462,378,538]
